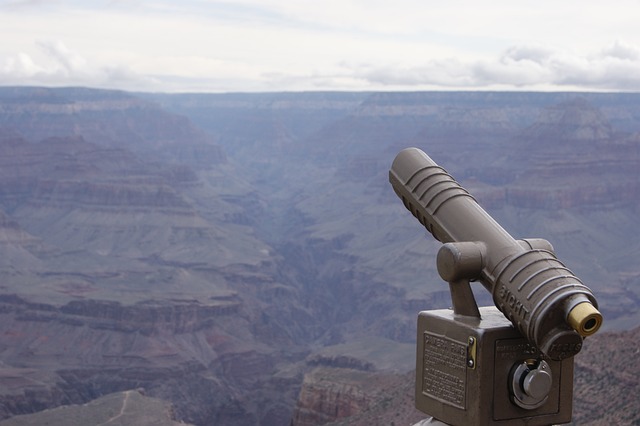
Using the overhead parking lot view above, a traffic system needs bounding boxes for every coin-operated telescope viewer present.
[389,148,602,426]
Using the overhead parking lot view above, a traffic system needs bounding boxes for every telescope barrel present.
[390,148,602,359]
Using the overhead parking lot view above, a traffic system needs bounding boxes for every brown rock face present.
[0,389,190,426]
[0,87,225,164]
[0,290,294,425]
[290,367,426,426]
[523,97,614,145]
[496,98,640,210]
[290,367,378,426]
[572,327,640,425]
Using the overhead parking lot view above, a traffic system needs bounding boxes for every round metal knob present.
[510,360,553,410]
[523,366,552,399]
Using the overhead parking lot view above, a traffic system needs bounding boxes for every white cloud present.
[0,40,158,90]
[2,1,640,91]
[36,40,87,75]
[1,52,42,77]
[598,40,640,61]
[502,45,556,65]
[352,41,640,91]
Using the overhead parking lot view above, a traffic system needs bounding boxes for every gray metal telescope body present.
[389,148,600,360]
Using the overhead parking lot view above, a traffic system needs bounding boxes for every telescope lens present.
[567,302,603,337]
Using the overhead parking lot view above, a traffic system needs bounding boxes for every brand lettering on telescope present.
[498,285,529,321]
[549,342,582,358]
[496,340,540,360]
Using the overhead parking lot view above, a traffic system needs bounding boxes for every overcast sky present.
[2,0,640,93]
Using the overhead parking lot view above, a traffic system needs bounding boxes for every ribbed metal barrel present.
[492,249,595,358]
[389,147,600,359]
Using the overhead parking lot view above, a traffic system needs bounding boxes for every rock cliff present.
[0,87,225,164]
[291,367,381,426]
[0,389,189,426]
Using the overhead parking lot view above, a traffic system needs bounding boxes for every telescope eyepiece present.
[568,301,603,336]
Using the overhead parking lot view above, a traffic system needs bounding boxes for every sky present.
[2,0,640,93]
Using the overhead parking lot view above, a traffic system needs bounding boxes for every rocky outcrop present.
[31,179,193,211]
[0,133,193,213]
[0,389,190,426]
[5,296,240,335]
[0,87,226,166]
[290,367,377,426]
[306,355,375,372]
[522,97,614,145]
[290,366,427,426]
[0,291,296,425]
[572,327,640,425]
[0,211,42,248]
[486,98,640,210]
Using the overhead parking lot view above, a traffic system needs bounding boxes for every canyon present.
[0,87,638,424]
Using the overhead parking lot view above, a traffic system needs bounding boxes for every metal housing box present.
[416,307,574,426]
